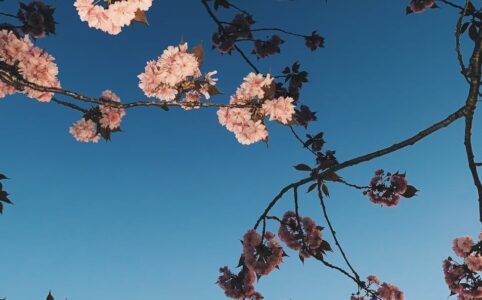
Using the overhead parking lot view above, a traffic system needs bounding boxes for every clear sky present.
[0,1,480,299]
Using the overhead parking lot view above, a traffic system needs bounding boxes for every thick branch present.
[463,25,482,223]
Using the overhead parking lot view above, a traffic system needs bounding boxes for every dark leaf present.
[294,164,312,171]
[405,6,413,15]
[324,172,342,182]
[214,0,230,10]
[307,183,317,193]
[319,240,333,252]
[401,185,418,198]
[133,9,149,25]
[46,291,54,300]
[321,184,330,197]
[0,174,8,180]
[207,85,222,96]
[299,254,305,264]
[469,23,478,42]
[0,191,11,204]
[262,81,276,100]
[192,44,204,66]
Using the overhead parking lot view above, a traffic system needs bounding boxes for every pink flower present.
[74,0,152,35]
[377,282,404,300]
[240,73,273,99]
[138,43,204,101]
[367,275,380,285]
[217,266,263,300]
[99,90,125,130]
[465,253,482,272]
[69,118,100,143]
[242,229,284,276]
[366,170,408,207]
[234,120,268,145]
[181,91,201,110]
[452,237,474,258]
[278,211,323,259]
[0,30,60,102]
[155,85,178,101]
[262,96,295,124]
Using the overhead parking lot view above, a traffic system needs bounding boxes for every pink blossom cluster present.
[377,282,405,300]
[138,43,218,107]
[217,266,263,300]
[408,0,435,13]
[242,230,284,276]
[217,73,296,145]
[99,90,126,130]
[0,29,60,102]
[365,169,408,207]
[443,259,482,300]
[69,118,100,143]
[262,96,296,124]
[69,90,126,143]
[350,276,404,300]
[350,275,405,300]
[278,211,323,259]
[74,0,152,35]
[443,231,482,299]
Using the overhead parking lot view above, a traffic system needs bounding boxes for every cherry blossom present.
[278,211,323,259]
[217,266,263,300]
[443,232,482,299]
[242,230,284,276]
[365,170,408,207]
[69,90,125,142]
[262,96,295,124]
[99,90,126,130]
[74,0,153,35]
[453,236,474,258]
[138,43,217,104]
[0,29,60,102]
[69,118,100,143]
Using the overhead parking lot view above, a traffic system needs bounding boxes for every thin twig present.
[317,184,360,281]
[200,0,260,73]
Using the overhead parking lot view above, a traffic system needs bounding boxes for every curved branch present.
[255,105,466,228]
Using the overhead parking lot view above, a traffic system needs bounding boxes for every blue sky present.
[0,0,480,299]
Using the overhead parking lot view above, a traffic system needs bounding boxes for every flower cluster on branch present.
[74,0,152,35]
[0,29,59,101]
[444,231,482,300]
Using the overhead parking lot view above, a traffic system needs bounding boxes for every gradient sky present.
[0,1,480,299]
